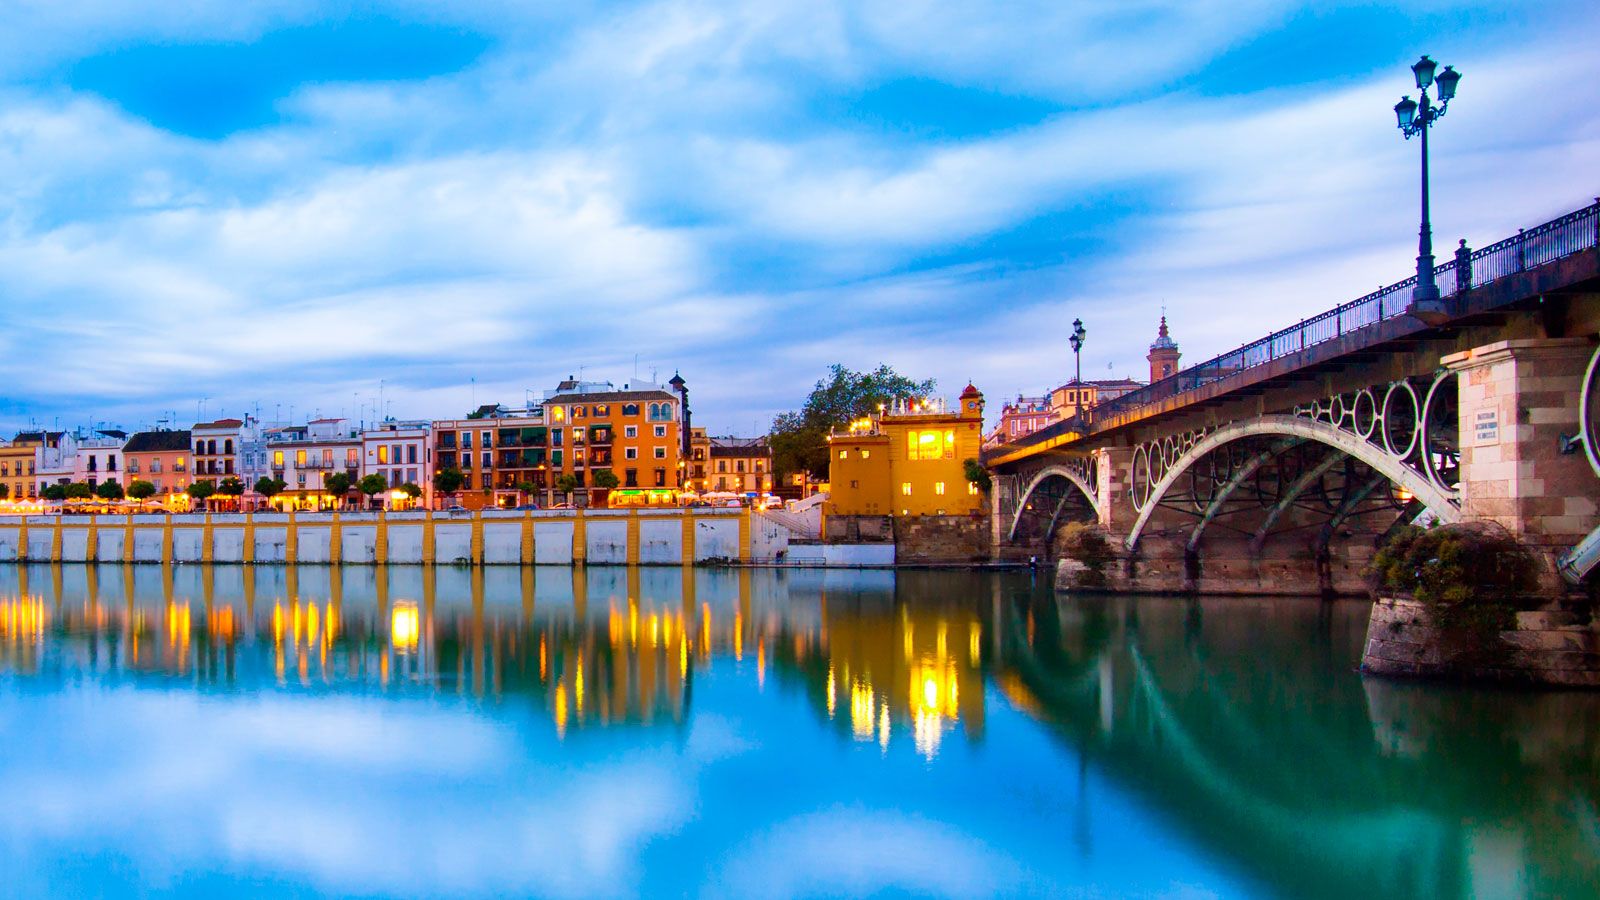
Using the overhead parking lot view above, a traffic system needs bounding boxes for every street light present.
[1068,318,1087,426]
[1393,54,1461,322]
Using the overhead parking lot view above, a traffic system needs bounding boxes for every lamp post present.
[1068,318,1087,426]
[1393,55,1461,322]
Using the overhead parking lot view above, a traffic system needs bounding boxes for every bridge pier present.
[1445,337,1596,585]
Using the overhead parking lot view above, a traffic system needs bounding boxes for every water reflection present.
[0,565,1596,898]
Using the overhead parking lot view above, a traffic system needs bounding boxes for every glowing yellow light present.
[391,601,420,653]
[922,676,940,710]
[826,666,837,718]
[1395,486,1414,502]
[850,681,876,741]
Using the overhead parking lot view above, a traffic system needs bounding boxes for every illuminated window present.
[934,482,946,495]
[377,445,389,464]
[906,430,956,460]
[968,483,980,495]
[552,407,566,423]
[837,450,846,460]
[273,451,284,467]
[860,450,870,459]
[296,450,307,466]
[901,483,912,496]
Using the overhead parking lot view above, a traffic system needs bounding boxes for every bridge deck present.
[986,201,1600,467]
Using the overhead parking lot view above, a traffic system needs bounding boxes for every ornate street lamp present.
[1068,318,1087,425]
[1394,55,1461,322]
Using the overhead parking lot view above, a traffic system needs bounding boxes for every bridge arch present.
[1008,464,1101,544]
[1125,415,1459,551]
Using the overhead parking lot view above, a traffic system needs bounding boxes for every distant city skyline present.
[0,1,1596,435]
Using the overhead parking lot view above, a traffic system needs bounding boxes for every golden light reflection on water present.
[0,566,988,756]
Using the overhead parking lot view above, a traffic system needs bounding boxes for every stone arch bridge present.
[985,199,1600,595]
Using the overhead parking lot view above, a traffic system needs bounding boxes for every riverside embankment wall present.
[0,508,818,566]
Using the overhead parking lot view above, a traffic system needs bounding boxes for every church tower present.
[1148,316,1180,383]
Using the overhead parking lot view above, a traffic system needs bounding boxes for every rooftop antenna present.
[471,376,476,408]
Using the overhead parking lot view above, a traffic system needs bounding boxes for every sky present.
[0,0,1596,436]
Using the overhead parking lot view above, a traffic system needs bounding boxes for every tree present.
[592,469,619,489]
[357,474,388,506]
[963,458,992,494]
[187,480,216,504]
[42,485,64,501]
[433,467,465,498]
[217,476,246,497]
[323,472,352,506]
[64,482,93,500]
[253,477,286,506]
[515,480,540,497]
[127,480,157,503]
[399,482,422,500]
[0,483,10,500]
[769,364,936,480]
[95,479,125,501]
[554,473,580,504]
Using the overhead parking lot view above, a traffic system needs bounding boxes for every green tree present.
[592,469,620,490]
[187,480,216,504]
[323,472,352,505]
[95,479,125,501]
[127,480,156,502]
[433,468,465,499]
[64,482,93,500]
[554,473,580,504]
[253,477,286,504]
[399,482,423,500]
[963,458,992,493]
[769,364,935,479]
[0,483,11,500]
[357,474,388,506]
[515,479,540,497]
[217,476,246,497]
[41,484,63,501]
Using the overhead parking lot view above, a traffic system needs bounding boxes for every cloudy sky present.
[0,1,1596,436]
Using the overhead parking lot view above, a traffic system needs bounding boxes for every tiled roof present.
[124,430,192,453]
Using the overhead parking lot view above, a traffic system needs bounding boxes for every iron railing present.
[1021,198,1600,445]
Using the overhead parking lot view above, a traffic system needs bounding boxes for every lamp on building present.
[1068,318,1087,428]
[1393,55,1461,324]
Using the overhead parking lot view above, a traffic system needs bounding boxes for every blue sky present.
[0,1,1596,435]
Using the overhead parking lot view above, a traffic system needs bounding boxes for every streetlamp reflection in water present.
[390,601,420,654]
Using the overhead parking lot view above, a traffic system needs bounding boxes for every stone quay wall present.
[1363,596,1600,687]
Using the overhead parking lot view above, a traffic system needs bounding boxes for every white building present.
[264,418,363,510]
[361,420,432,508]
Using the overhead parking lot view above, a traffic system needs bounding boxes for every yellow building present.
[826,384,985,518]
[0,438,38,504]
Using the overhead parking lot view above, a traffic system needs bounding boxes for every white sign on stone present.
[1473,409,1500,446]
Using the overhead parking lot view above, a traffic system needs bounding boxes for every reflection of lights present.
[0,599,47,643]
[922,676,940,710]
[554,680,568,738]
[969,626,981,665]
[391,602,420,653]
[850,681,876,741]
[826,666,837,718]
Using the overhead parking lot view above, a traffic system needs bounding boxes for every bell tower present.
[1148,316,1180,383]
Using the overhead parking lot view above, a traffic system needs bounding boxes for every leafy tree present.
[0,483,12,500]
[127,480,157,502]
[515,480,540,496]
[399,482,422,500]
[769,364,935,479]
[323,472,352,503]
[95,479,125,501]
[554,473,580,503]
[592,469,620,490]
[433,468,465,497]
[64,482,93,500]
[41,485,63,501]
[253,477,286,501]
[186,480,216,503]
[357,474,388,503]
[963,458,992,493]
[217,476,246,496]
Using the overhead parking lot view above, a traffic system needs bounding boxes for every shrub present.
[1057,522,1114,589]
[1371,523,1541,645]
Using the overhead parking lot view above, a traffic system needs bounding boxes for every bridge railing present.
[1015,199,1600,446]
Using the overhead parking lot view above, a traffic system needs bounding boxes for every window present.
[552,429,564,447]
[377,445,389,464]
[906,429,955,461]
[625,469,638,487]
[593,404,608,416]
[551,450,562,466]
[573,427,587,443]
[625,447,638,460]
[836,450,846,461]
[654,446,666,459]
[572,407,585,420]
[407,445,418,464]
[225,439,233,455]
[482,451,492,470]
[901,483,912,496]
[858,451,869,460]
[718,460,728,472]
[479,430,491,448]
[935,482,946,495]
[653,425,666,438]
[296,450,307,466]
[654,468,666,487]
[736,460,745,473]
[968,483,980,495]
[462,432,473,449]
[624,425,637,438]
[622,403,639,417]
[850,480,859,488]
[346,448,358,465]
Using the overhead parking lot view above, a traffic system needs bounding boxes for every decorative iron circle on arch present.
[1419,370,1460,492]
[1381,380,1421,460]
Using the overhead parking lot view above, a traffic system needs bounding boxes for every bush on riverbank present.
[1371,523,1541,646]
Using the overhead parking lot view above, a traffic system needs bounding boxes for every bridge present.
[985,198,1600,595]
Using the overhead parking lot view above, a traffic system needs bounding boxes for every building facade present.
[122,430,192,507]
[706,437,773,495]
[361,420,432,508]
[986,395,1058,445]
[826,385,986,518]
[543,378,686,507]
[265,419,362,510]
[432,407,548,509]
[0,437,40,503]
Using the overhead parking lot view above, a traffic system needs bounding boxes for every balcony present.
[590,428,613,445]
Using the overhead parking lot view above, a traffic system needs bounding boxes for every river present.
[0,564,1594,898]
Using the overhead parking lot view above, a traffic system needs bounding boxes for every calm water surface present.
[0,565,1595,898]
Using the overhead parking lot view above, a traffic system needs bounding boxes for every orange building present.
[122,430,192,508]
[544,377,686,507]
[826,385,986,518]
[0,435,40,504]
